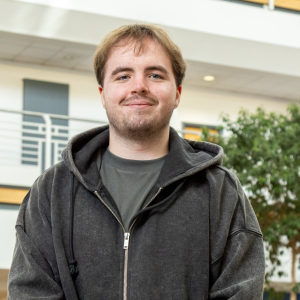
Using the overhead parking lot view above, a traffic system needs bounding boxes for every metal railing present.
[0,109,107,173]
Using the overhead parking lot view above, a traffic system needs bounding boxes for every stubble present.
[104,95,175,143]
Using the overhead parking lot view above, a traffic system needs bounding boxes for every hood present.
[62,125,224,192]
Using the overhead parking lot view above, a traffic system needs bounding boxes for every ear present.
[98,85,106,109]
[174,85,182,109]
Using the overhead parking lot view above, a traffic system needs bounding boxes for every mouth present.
[123,98,156,108]
[126,103,153,108]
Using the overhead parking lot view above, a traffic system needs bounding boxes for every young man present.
[8,24,265,299]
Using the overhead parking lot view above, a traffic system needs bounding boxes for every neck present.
[108,126,170,160]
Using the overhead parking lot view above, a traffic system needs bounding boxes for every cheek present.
[105,87,128,106]
[152,85,176,103]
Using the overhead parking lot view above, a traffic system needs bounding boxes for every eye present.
[117,75,130,81]
[150,74,163,79]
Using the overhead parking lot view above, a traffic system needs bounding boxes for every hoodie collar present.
[156,127,223,188]
[62,125,109,191]
[62,125,223,191]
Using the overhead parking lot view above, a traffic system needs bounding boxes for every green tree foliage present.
[200,104,300,299]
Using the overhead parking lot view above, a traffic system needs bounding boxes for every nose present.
[131,76,149,95]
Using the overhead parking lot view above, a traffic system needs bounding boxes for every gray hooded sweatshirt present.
[8,126,265,300]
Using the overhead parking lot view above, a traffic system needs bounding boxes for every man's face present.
[99,38,182,141]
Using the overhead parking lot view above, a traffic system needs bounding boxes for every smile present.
[126,104,153,108]
[124,100,155,108]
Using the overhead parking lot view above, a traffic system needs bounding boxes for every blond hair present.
[94,24,186,87]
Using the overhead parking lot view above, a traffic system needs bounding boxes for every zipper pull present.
[124,232,130,249]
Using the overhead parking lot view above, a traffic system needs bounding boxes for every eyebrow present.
[111,67,134,77]
[144,65,169,75]
[110,65,170,77]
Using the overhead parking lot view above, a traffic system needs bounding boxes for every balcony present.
[0,109,107,192]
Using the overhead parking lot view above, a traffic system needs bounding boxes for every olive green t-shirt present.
[99,148,166,231]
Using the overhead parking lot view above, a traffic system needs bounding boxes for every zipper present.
[95,191,130,300]
[94,191,125,232]
[123,233,130,300]
[128,187,163,232]
[95,187,163,300]
[124,187,163,300]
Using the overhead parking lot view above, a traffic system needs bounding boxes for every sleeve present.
[208,167,265,299]
[8,179,65,300]
[209,229,265,299]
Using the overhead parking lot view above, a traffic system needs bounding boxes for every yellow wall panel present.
[184,126,219,141]
[184,126,202,141]
[242,0,300,10]
[275,0,300,10]
[0,187,29,204]
[243,0,269,4]
[0,269,9,300]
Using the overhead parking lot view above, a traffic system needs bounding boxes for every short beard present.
[110,114,170,143]
[105,96,174,143]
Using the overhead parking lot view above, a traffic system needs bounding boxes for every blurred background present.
[0,0,300,299]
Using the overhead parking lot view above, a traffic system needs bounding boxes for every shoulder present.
[204,164,238,193]
[33,161,70,192]
[211,165,249,208]
[17,161,70,226]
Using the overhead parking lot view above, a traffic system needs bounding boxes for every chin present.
[126,122,156,133]
[108,110,172,140]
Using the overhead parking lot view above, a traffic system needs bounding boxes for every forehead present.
[105,38,172,71]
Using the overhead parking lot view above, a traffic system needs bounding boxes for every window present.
[22,79,69,171]
[183,123,220,141]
